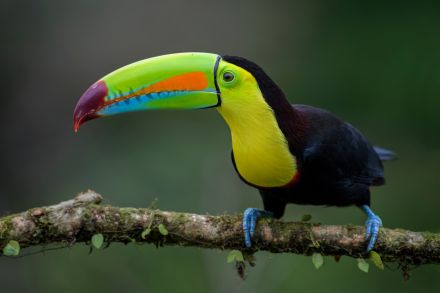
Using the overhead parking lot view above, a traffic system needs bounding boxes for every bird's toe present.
[364,215,382,252]
[242,208,273,248]
[243,208,257,247]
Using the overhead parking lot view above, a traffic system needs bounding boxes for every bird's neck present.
[217,92,298,188]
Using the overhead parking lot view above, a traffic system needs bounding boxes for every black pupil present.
[223,72,234,82]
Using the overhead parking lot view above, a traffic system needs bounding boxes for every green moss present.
[119,208,133,217]
[0,215,15,245]
[423,232,440,242]
[166,212,186,228]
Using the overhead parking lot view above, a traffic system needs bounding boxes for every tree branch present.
[1,190,439,267]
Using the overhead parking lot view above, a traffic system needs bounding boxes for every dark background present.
[1,0,440,292]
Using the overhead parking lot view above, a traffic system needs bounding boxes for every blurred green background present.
[1,0,440,292]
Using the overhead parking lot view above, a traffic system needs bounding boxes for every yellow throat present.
[216,65,297,188]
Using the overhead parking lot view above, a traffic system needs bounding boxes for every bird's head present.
[73,52,281,132]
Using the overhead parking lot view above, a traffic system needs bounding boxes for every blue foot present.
[361,205,383,252]
[243,208,273,248]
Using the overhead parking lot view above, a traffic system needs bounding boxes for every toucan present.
[73,53,395,251]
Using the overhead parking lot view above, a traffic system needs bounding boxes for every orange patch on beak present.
[110,71,209,105]
[145,71,209,93]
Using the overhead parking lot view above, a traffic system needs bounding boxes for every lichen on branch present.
[1,190,440,267]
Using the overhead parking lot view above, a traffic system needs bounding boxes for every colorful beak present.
[73,53,221,132]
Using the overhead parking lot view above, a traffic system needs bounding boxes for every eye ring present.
[222,71,235,83]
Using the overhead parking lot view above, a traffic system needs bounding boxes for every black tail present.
[374,146,397,161]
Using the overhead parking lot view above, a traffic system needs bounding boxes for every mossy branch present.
[1,190,439,266]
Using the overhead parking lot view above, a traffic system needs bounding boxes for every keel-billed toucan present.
[74,53,395,251]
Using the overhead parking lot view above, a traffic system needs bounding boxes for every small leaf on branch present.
[91,234,104,249]
[227,250,244,263]
[312,253,324,269]
[158,224,168,236]
[2,240,20,256]
[357,258,369,273]
[369,251,384,270]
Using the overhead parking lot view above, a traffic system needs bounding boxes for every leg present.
[360,205,383,252]
[243,208,273,247]
[242,191,286,248]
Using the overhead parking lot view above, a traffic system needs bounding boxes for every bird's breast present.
[230,119,298,188]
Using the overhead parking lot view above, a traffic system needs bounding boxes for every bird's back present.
[281,104,385,206]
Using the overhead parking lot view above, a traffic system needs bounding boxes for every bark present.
[1,190,439,267]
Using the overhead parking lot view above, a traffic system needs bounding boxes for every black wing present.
[291,105,385,206]
[295,105,384,185]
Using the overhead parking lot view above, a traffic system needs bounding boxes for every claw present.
[361,205,383,252]
[242,208,273,248]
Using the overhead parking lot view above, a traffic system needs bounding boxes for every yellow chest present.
[231,130,297,188]
[217,95,297,188]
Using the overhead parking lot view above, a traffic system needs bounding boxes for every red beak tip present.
[73,80,108,132]
[73,113,83,132]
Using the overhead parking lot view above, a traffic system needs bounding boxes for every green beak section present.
[73,52,221,131]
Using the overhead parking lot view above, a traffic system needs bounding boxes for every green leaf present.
[235,251,244,262]
[369,251,384,270]
[91,234,104,249]
[2,240,20,256]
[301,214,312,222]
[158,224,168,236]
[357,258,369,273]
[141,228,151,239]
[227,250,244,263]
[227,252,235,263]
[312,253,324,269]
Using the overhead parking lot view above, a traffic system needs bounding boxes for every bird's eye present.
[222,71,235,83]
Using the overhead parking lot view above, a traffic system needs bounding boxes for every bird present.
[73,52,395,252]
